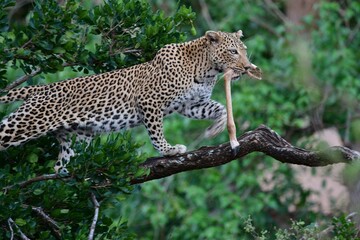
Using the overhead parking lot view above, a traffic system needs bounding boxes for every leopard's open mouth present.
[231,64,262,81]
[245,65,262,80]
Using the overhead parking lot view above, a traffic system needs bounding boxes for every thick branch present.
[131,125,360,184]
[3,125,359,189]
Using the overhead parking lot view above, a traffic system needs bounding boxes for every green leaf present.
[33,188,44,195]
[15,218,27,226]
[28,153,38,163]
[60,209,69,214]
[53,47,66,54]
[190,26,197,36]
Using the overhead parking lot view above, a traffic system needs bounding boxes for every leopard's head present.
[205,30,262,80]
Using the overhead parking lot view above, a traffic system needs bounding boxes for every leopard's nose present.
[245,63,259,70]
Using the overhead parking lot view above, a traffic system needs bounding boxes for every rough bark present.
[3,125,359,189]
[131,125,360,184]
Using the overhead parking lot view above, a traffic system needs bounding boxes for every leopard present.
[0,30,261,174]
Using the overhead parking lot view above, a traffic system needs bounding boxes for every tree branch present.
[4,67,42,91]
[2,62,79,93]
[250,17,281,37]
[88,192,100,240]
[29,206,61,239]
[130,125,360,184]
[7,218,14,240]
[264,0,290,24]
[3,125,359,189]
[3,174,72,192]
[199,0,216,30]
[7,218,30,240]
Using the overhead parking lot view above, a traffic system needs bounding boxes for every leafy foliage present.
[332,215,360,240]
[244,215,360,240]
[1,133,144,239]
[0,0,194,238]
[0,0,195,88]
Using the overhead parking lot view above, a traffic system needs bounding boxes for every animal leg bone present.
[223,69,240,154]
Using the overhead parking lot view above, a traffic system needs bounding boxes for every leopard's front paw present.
[163,144,187,156]
[54,160,70,175]
[54,160,63,174]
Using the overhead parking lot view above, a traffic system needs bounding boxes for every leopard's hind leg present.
[54,128,93,174]
[0,94,94,173]
[0,97,62,150]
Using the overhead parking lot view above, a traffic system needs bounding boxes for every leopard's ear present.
[205,31,221,44]
[235,30,243,38]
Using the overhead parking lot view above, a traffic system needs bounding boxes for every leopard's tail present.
[0,85,46,103]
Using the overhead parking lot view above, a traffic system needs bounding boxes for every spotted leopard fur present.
[0,30,261,173]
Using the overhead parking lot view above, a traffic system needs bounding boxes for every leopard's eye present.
[228,49,238,55]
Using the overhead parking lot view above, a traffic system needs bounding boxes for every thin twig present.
[21,39,33,49]
[2,61,81,93]
[122,48,142,55]
[3,174,72,192]
[4,67,41,91]
[104,21,124,37]
[7,218,31,240]
[264,0,290,24]
[348,21,360,43]
[108,48,142,58]
[88,192,100,240]
[30,206,61,239]
[346,212,358,220]
[62,62,76,68]
[199,0,216,30]
[7,218,14,240]
[344,109,352,145]
[317,212,358,239]
[250,17,281,37]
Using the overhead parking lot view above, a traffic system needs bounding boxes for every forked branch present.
[7,218,30,240]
